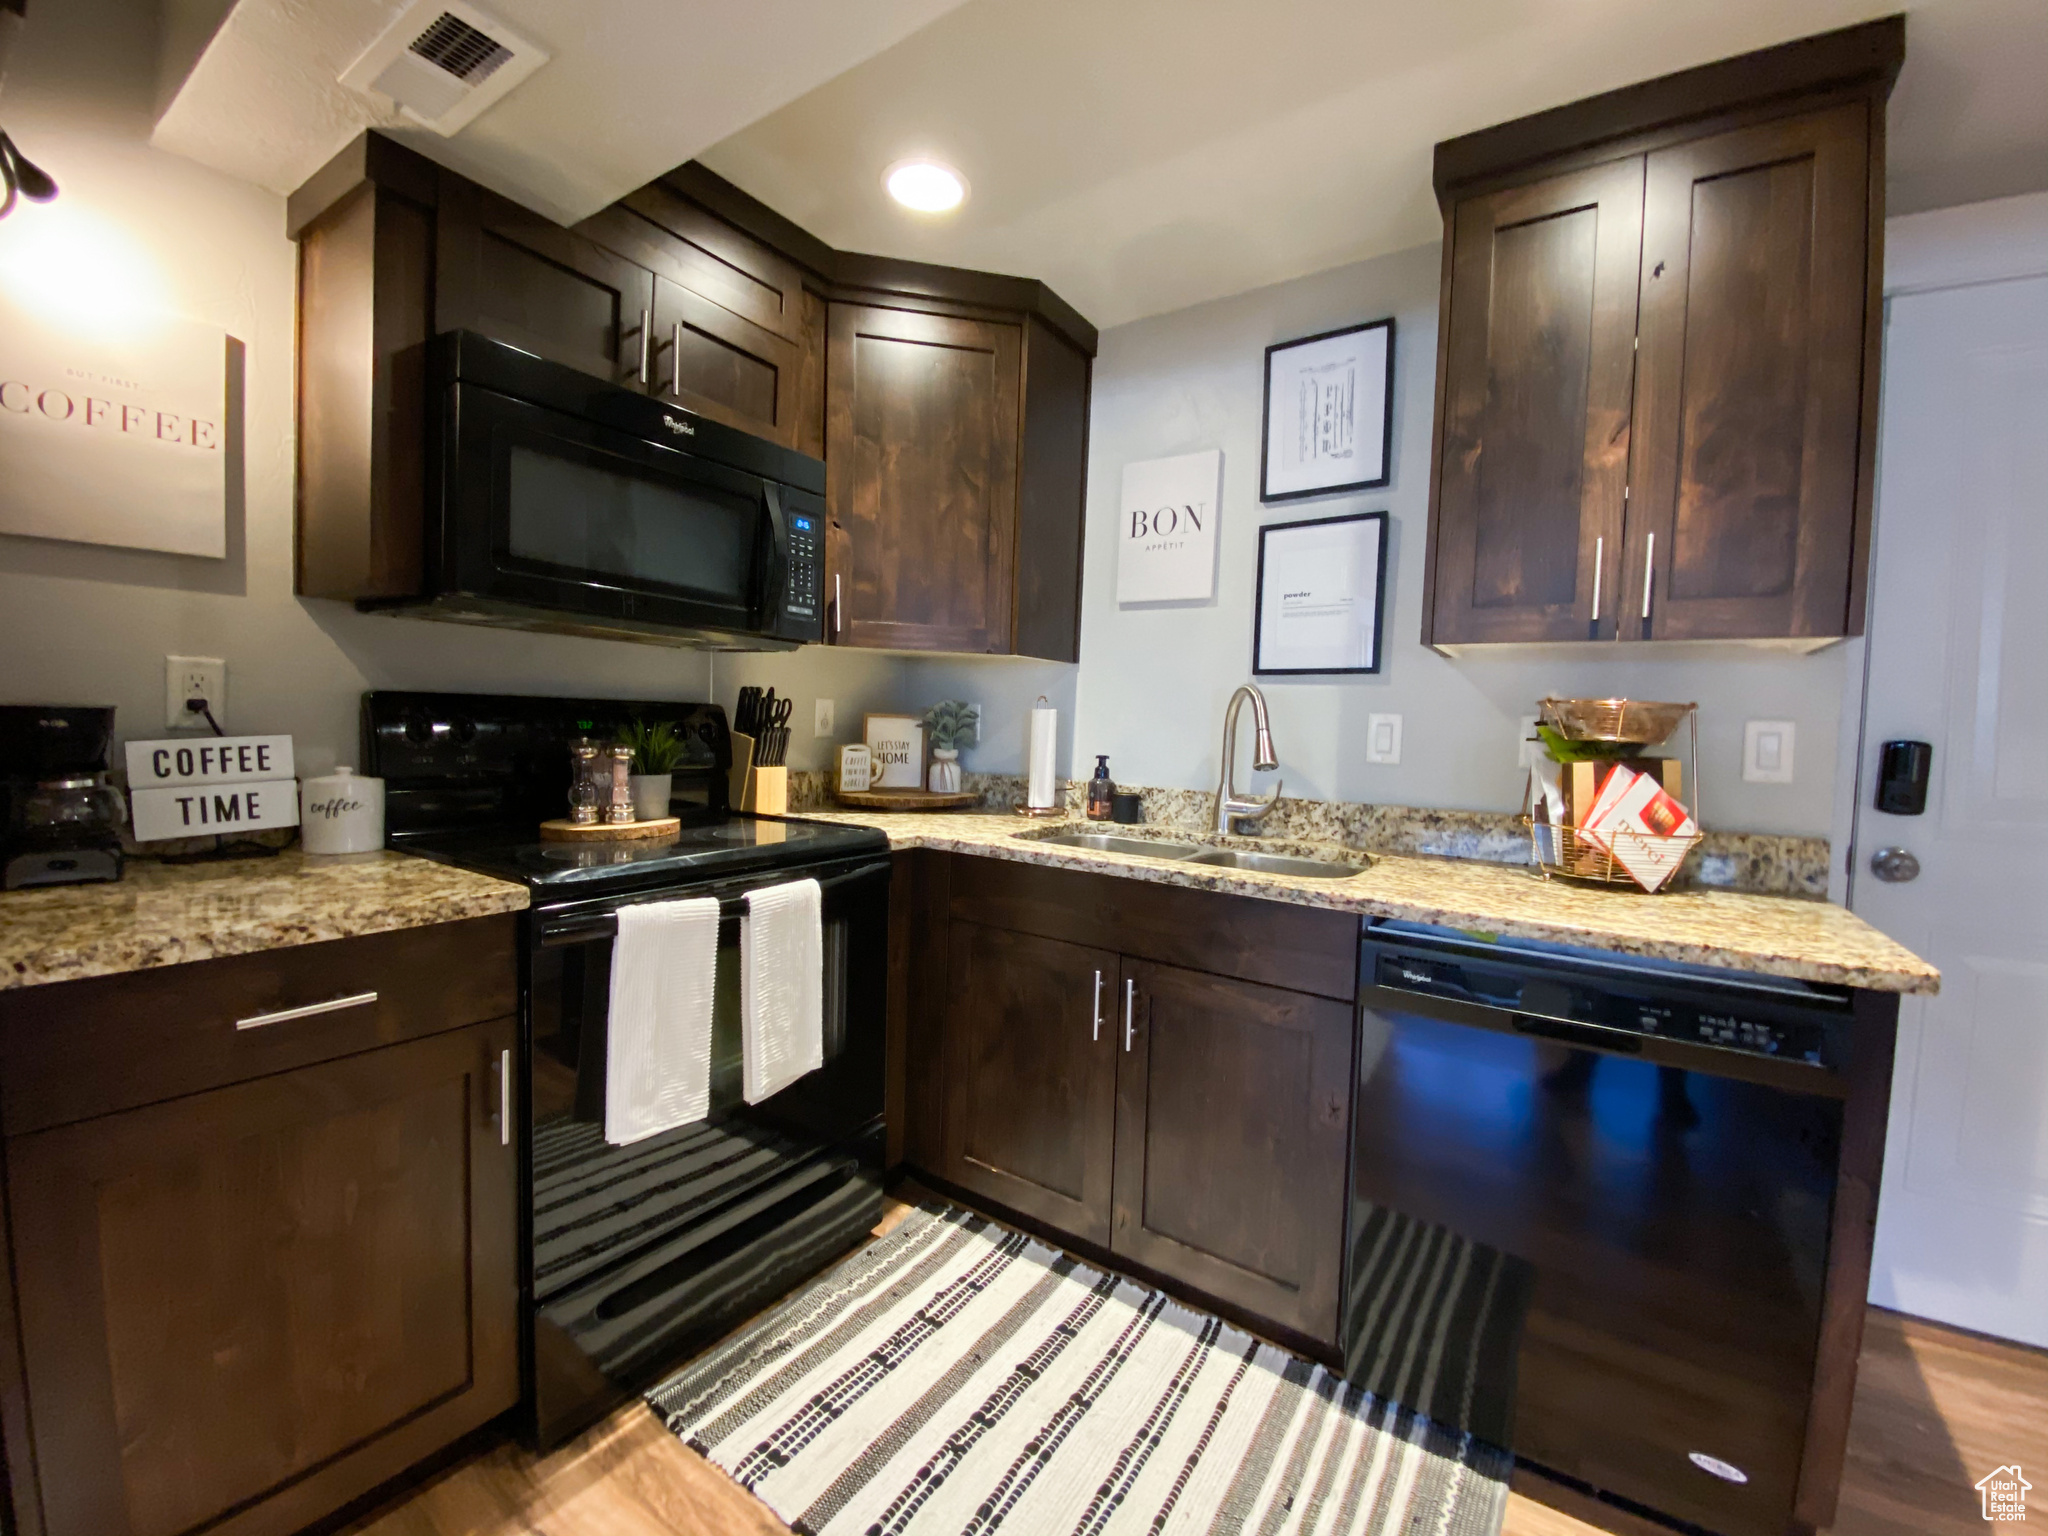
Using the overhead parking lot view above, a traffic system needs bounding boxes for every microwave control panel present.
[785,511,822,629]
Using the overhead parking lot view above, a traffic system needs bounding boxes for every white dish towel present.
[741,877,824,1104]
[605,896,719,1145]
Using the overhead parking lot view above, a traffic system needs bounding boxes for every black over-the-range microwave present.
[359,330,826,649]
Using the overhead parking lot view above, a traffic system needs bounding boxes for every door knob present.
[1870,847,1921,883]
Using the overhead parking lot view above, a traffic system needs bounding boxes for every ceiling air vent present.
[339,0,548,137]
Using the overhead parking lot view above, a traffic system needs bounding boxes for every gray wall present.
[1065,242,1853,836]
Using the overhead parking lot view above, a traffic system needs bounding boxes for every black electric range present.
[365,691,891,1449]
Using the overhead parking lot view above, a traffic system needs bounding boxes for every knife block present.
[727,733,788,815]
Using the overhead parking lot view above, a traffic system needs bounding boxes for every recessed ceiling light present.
[884,159,968,214]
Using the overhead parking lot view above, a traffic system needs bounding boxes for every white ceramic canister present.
[300,767,385,854]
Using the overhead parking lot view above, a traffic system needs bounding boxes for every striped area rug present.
[647,1205,1511,1536]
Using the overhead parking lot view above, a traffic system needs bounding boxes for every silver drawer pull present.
[234,990,378,1031]
[497,1047,512,1146]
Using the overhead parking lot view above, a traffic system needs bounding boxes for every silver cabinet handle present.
[833,573,843,636]
[672,321,684,395]
[496,1046,512,1146]
[1591,534,1604,620]
[235,990,377,1031]
[1092,969,1104,1042]
[638,308,652,386]
[1123,978,1135,1052]
[1641,532,1656,620]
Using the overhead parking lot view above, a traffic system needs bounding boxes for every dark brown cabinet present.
[437,172,653,388]
[1422,19,1902,647]
[0,918,520,1536]
[940,920,1117,1244]
[289,140,1092,658]
[915,855,1359,1348]
[827,303,1023,654]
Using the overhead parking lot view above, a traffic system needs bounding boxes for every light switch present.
[1743,720,1795,783]
[1517,714,1542,769]
[1366,713,1403,765]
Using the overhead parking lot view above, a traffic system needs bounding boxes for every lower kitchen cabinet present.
[1113,961,1353,1339]
[940,921,1117,1246]
[919,855,1359,1348]
[0,919,521,1536]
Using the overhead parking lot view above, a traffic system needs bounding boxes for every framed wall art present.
[1252,510,1389,675]
[1259,318,1394,502]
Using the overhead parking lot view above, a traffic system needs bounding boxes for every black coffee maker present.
[1,706,127,889]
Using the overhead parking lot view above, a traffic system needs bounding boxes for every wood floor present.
[345,1301,2046,1536]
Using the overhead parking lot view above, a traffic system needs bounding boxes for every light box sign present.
[0,291,229,558]
[1116,449,1221,604]
[125,735,297,842]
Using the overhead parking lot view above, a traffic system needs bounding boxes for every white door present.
[1857,271,2048,1346]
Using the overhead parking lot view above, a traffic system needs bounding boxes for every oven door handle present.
[538,858,893,945]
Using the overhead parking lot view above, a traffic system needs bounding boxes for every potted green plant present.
[922,701,979,793]
[618,719,683,821]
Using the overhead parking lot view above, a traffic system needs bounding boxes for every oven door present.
[437,380,817,642]
[522,854,888,1447]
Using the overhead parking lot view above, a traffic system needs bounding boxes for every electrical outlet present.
[1744,720,1795,783]
[813,698,836,738]
[969,702,983,745]
[166,656,226,731]
[1366,713,1403,765]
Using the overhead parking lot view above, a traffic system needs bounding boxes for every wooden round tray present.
[539,816,681,842]
[834,788,981,812]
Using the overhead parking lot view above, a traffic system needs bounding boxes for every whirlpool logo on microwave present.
[662,414,697,436]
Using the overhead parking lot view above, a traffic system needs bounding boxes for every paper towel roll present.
[1028,698,1058,809]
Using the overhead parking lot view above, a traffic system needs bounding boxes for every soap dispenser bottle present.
[1086,756,1116,821]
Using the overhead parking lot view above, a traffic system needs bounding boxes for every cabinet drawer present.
[0,915,517,1134]
[946,856,1357,1001]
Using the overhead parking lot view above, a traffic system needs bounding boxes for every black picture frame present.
[1258,317,1395,502]
[1252,510,1390,676]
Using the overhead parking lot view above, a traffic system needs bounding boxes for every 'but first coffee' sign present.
[125,735,298,842]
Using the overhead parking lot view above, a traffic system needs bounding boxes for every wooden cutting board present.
[833,788,981,812]
[538,817,681,842]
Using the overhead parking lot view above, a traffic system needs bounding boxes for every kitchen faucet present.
[1213,684,1281,835]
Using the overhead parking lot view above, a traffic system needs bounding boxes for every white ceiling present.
[148,0,974,223]
[698,0,2048,327]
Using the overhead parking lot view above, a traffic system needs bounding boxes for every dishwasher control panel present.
[1368,941,1844,1067]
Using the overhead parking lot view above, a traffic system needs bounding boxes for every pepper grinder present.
[606,743,635,824]
[568,741,601,825]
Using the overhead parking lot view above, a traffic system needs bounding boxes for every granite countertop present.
[1,849,530,991]
[795,811,1940,994]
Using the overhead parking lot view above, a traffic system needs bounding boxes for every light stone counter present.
[793,811,1939,995]
[1,849,529,991]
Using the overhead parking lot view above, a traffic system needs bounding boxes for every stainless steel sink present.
[1183,848,1369,879]
[1029,831,1205,858]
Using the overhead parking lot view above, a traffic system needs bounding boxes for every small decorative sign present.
[124,734,298,842]
[125,735,295,789]
[1260,319,1394,501]
[0,292,230,557]
[1117,449,1222,604]
[131,780,299,841]
[862,714,925,791]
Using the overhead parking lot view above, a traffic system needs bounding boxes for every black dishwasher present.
[1349,919,1864,1536]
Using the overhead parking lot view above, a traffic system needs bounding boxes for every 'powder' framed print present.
[1259,318,1394,502]
[1253,511,1389,675]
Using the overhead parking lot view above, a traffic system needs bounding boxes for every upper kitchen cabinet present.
[290,146,1091,660]
[1421,17,1903,648]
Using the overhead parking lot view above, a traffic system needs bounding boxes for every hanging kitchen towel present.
[606,896,720,1145]
[741,877,824,1104]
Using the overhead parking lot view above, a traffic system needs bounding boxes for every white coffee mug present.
[300,767,385,854]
